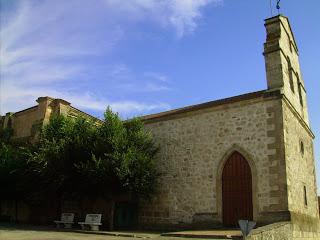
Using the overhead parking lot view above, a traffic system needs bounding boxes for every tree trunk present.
[80,197,84,220]
[109,200,115,230]
[56,194,62,219]
[14,199,18,223]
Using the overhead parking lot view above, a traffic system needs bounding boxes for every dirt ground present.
[0,225,228,240]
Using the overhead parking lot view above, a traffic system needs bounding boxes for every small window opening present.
[300,141,305,156]
[303,186,308,206]
[287,57,294,93]
[297,77,304,106]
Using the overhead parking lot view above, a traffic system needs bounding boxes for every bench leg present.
[79,224,85,230]
[64,223,72,229]
[90,225,99,231]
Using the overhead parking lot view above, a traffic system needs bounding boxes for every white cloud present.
[168,0,220,37]
[1,84,170,118]
[101,65,172,92]
[102,0,222,37]
[0,0,219,116]
[144,83,171,92]
[143,72,169,82]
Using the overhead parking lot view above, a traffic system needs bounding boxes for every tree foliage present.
[0,108,158,210]
[0,129,31,202]
[75,108,158,197]
[27,108,159,201]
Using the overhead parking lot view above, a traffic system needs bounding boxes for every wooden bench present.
[54,213,74,229]
[78,214,102,231]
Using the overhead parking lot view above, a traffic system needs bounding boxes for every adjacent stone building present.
[0,97,102,142]
[1,15,319,238]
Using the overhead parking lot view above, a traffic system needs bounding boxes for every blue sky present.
[0,0,319,192]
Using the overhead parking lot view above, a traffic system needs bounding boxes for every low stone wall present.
[248,222,292,240]
[247,221,320,240]
[291,218,320,240]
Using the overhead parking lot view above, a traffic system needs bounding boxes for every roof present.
[13,106,38,116]
[8,97,102,124]
[69,106,103,124]
[142,89,279,123]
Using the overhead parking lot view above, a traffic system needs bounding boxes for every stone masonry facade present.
[138,15,320,238]
[0,96,102,142]
[139,88,289,228]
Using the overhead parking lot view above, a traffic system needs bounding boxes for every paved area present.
[162,230,242,239]
[0,225,240,240]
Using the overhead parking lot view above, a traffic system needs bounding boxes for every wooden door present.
[222,151,253,227]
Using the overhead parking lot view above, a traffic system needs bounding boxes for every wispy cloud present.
[143,72,169,82]
[102,65,172,93]
[0,0,219,117]
[1,84,170,118]
[101,0,222,38]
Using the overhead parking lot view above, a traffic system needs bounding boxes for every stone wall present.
[1,97,102,142]
[248,222,293,240]
[248,222,320,240]
[282,99,319,232]
[263,15,319,238]
[11,107,40,139]
[139,91,289,228]
[264,16,309,124]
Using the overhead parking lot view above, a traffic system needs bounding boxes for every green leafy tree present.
[75,108,159,198]
[0,108,159,223]
[0,129,32,221]
[30,115,97,199]
[118,117,158,196]
[31,108,158,200]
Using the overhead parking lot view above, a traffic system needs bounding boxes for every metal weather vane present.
[269,0,281,16]
[276,0,281,14]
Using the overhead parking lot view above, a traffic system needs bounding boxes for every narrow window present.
[287,57,294,93]
[297,76,304,106]
[300,141,305,156]
[303,186,308,206]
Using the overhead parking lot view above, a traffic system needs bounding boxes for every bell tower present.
[263,15,309,124]
[264,15,319,234]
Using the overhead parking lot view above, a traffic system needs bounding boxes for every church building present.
[1,15,319,238]
[138,15,319,235]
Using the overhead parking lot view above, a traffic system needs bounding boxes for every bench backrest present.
[84,214,102,224]
[61,213,74,222]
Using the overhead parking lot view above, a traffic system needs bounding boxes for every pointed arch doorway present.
[222,151,253,227]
